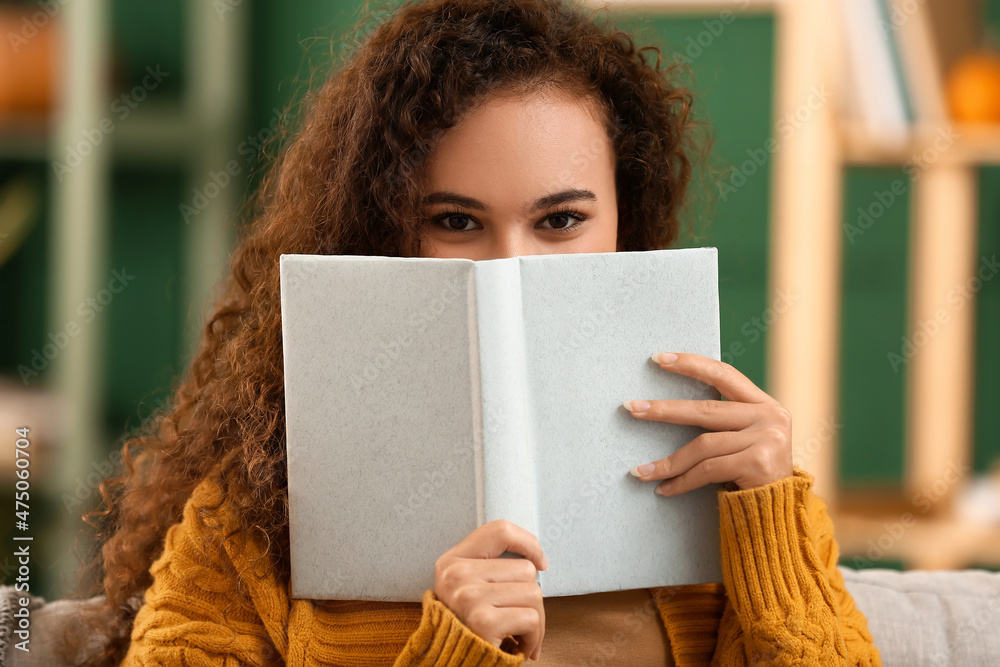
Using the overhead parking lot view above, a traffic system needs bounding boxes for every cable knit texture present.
[121,468,881,666]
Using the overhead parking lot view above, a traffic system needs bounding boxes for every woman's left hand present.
[624,352,794,495]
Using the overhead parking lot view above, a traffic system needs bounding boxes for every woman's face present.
[417,89,621,260]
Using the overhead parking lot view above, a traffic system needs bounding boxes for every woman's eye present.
[539,211,587,233]
[543,214,574,230]
[438,215,477,232]
[433,211,586,233]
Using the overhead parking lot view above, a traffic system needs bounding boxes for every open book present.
[280,248,723,602]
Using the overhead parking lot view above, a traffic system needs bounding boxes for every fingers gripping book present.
[279,248,723,602]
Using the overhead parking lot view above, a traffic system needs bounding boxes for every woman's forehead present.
[421,91,616,195]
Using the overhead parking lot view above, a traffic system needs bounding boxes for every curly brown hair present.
[62,0,706,663]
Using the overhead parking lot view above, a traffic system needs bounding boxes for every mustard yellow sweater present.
[121,468,882,666]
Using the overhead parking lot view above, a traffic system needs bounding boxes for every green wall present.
[610,13,775,394]
[975,167,1000,474]
[839,168,911,484]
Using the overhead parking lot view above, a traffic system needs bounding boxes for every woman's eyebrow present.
[421,188,597,213]
[528,188,597,213]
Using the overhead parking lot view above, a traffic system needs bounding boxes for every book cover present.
[280,248,724,602]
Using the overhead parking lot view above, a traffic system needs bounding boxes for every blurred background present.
[0,0,998,601]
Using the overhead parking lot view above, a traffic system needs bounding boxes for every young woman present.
[66,0,882,665]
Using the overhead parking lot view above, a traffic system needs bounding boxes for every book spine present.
[466,266,486,527]
[473,259,540,543]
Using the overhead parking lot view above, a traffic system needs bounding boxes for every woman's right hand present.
[434,519,548,662]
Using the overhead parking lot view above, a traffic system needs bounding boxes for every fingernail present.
[652,352,678,364]
[655,481,672,495]
[631,463,655,477]
[623,400,650,413]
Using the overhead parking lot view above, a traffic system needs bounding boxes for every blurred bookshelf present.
[826,0,1000,570]
[0,114,48,162]
[0,0,247,597]
[596,0,1000,570]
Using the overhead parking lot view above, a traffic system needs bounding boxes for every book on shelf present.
[887,0,947,124]
[279,248,724,602]
[837,0,961,142]
[837,0,912,146]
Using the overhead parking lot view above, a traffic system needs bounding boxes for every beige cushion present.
[0,588,117,667]
[840,566,1000,666]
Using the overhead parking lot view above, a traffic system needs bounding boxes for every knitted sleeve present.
[390,591,528,666]
[119,478,284,666]
[710,468,883,667]
[120,475,526,667]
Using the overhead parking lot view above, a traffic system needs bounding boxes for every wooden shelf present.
[113,101,197,165]
[0,102,196,165]
[0,113,51,162]
[834,510,1000,570]
[0,382,60,482]
[841,121,1000,166]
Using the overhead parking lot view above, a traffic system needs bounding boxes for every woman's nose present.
[480,228,542,260]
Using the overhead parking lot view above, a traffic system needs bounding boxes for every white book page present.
[281,254,482,601]
[519,248,724,596]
